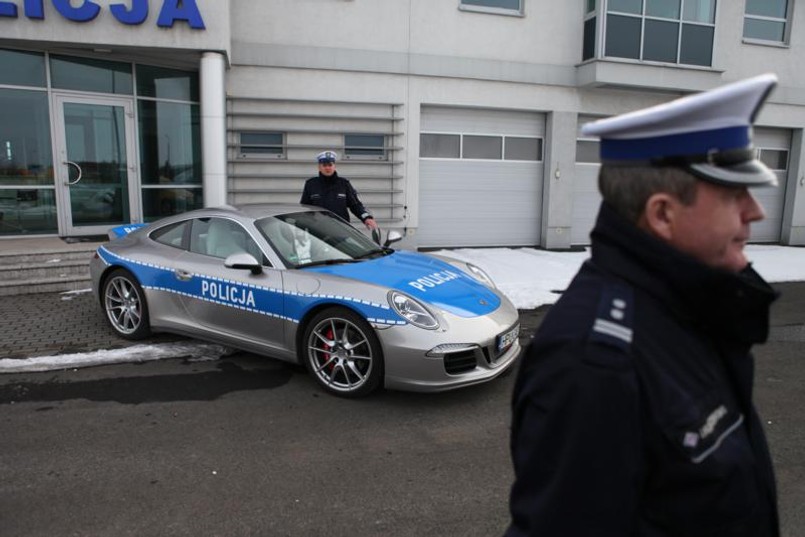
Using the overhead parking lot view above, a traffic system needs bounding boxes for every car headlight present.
[389,291,439,330]
[466,263,496,288]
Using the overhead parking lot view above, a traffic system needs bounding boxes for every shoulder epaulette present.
[590,282,634,350]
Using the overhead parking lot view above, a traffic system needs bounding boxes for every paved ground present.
[0,290,182,360]
[0,283,803,536]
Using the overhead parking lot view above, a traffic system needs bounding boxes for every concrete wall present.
[7,0,802,245]
[226,0,805,247]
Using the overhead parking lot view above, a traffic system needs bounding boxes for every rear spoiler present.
[108,223,148,240]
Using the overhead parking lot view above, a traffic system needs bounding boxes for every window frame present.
[420,131,543,162]
[188,216,270,265]
[583,3,599,61]
[150,219,191,249]
[237,131,285,159]
[757,147,790,171]
[742,0,792,45]
[458,0,524,17]
[575,138,602,164]
[589,0,717,67]
[343,133,387,161]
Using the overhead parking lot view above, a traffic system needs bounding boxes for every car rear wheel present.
[102,268,151,340]
[302,307,383,397]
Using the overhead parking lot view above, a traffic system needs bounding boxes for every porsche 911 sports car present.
[89,204,521,397]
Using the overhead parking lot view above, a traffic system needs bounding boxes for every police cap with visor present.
[581,73,779,187]
[317,150,338,164]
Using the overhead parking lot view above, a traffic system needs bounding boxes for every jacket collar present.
[589,202,778,344]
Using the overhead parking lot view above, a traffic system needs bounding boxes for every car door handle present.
[174,269,193,281]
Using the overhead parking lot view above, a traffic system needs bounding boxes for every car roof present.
[172,203,325,221]
[233,203,325,219]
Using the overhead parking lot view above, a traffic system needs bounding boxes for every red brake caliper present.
[322,327,335,371]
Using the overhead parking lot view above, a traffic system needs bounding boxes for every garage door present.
[572,115,602,245]
[570,122,790,245]
[751,127,790,243]
[418,107,545,248]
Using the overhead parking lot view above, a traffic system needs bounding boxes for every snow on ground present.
[436,244,805,311]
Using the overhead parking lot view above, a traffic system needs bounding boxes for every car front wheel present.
[302,307,383,397]
[102,268,152,340]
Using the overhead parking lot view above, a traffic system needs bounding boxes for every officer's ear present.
[639,192,679,242]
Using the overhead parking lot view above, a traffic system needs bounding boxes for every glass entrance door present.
[53,94,140,236]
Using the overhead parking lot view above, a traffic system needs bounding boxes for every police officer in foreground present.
[506,73,780,536]
[301,151,378,231]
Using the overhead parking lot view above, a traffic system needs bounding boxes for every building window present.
[459,0,523,16]
[583,1,598,61]
[238,132,285,158]
[421,134,461,158]
[50,54,133,95]
[743,0,791,44]
[758,148,789,171]
[597,0,716,66]
[464,135,503,159]
[136,64,199,102]
[344,134,386,160]
[137,65,203,221]
[421,133,542,161]
[576,140,601,163]
[0,49,46,87]
[0,85,57,235]
[505,137,543,161]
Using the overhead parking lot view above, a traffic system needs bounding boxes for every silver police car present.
[90,204,521,397]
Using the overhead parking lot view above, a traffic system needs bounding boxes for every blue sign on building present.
[0,0,205,29]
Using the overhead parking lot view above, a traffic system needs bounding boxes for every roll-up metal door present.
[570,122,790,245]
[418,107,545,248]
[751,127,790,243]
[572,115,603,245]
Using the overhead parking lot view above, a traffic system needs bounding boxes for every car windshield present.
[255,210,386,268]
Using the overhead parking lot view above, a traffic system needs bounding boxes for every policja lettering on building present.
[0,0,206,28]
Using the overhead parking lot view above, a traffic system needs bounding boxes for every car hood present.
[305,250,501,318]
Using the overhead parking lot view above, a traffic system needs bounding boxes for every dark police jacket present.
[300,172,372,224]
[507,202,779,537]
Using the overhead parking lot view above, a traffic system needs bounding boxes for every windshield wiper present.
[353,248,390,260]
[296,258,361,269]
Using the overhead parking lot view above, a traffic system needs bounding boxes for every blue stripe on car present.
[305,250,501,317]
[97,247,407,326]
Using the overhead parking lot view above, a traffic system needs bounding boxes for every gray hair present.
[598,165,698,223]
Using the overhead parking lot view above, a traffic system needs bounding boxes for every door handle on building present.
[64,160,83,185]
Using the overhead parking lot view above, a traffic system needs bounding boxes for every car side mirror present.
[384,230,403,248]
[224,252,263,275]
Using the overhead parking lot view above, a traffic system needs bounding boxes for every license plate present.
[496,323,520,353]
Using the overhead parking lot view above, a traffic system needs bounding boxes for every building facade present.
[1,0,804,249]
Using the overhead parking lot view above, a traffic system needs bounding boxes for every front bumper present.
[378,302,521,392]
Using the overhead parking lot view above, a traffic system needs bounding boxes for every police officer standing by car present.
[506,74,781,537]
[301,150,378,231]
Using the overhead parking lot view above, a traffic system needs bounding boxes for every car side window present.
[151,220,189,249]
[189,217,269,264]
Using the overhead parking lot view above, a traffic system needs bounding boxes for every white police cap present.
[317,150,338,163]
[581,73,779,187]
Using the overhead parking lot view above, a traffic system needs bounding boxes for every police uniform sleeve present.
[300,180,311,205]
[507,334,641,536]
[344,179,372,223]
